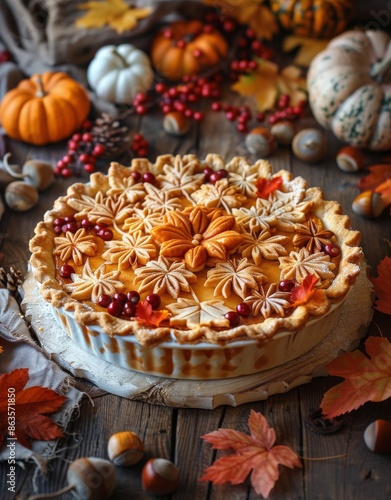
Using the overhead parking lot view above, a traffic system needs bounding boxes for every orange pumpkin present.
[0,72,90,145]
[151,20,228,81]
[270,0,353,38]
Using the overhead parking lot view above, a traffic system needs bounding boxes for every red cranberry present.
[113,292,127,304]
[65,222,78,233]
[155,82,166,93]
[72,133,82,142]
[203,167,213,179]
[107,301,123,317]
[193,111,204,122]
[60,264,75,279]
[98,294,112,307]
[54,217,65,227]
[142,172,156,185]
[278,280,295,292]
[68,140,78,151]
[92,144,105,157]
[79,153,90,164]
[94,223,107,232]
[64,215,76,223]
[81,218,94,230]
[61,168,73,178]
[224,311,240,327]
[127,291,140,305]
[211,101,222,112]
[54,225,63,235]
[82,132,93,142]
[83,163,95,174]
[236,303,251,317]
[123,301,136,317]
[324,243,341,258]
[146,293,161,310]
[216,169,229,179]
[98,228,114,241]
[131,171,142,182]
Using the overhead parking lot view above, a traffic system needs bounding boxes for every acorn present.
[336,146,365,172]
[245,127,276,157]
[142,458,180,495]
[364,420,391,454]
[107,431,144,466]
[271,120,296,146]
[352,191,385,218]
[1,152,54,191]
[163,111,191,136]
[292,128,327,163]
[5,181,39,212]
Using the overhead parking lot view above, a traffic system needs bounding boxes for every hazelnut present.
[5,181,39,212]
[352,190,385,218]
[107,431,144,466]
[364,420,391,454]
[271,120,296,146]
[245,127,276,157]
[1,152,54,191]
[142,458,180,495]
[336,146,365,172]
[292,128,327,163]
[163,111,191,136]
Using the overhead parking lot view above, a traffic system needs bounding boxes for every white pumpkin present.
[308,30,391,151]
[87,44,153,104]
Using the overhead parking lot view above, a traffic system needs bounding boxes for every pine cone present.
[91,113,130,158]
[0,265,24,295]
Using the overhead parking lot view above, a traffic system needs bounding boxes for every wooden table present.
[1,87,391,500]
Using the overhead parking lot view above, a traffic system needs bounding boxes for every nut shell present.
[364,420,391,454]
[271,120,296,146]
[67,457,116,500]
[5,181,39,211]
[163,111,191,136]
[292,128,327,163]
[336,146,365,172]
[142,458,180,495]
[352,190,384,218]
[107,431,144,466]
[23,159,54,190]
[245,127,275,157]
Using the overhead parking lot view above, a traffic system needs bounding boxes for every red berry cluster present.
[130,133,149,158]
[268,94,307,125]
[55,121,105,178]
[203,166,229,184]
[224,301,251,327]
[53,216,114,241]
[98,291,160,319]
[210,103,258,133]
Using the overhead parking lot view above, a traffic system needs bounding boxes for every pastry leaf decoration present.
[255,176,282,199]
[288,274,319,307]
[134,300,170,328]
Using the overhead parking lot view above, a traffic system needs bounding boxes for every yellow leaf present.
[202,0,278,40]
[76,0,152,34]
[282,35,329,67]
[232,59,307,112]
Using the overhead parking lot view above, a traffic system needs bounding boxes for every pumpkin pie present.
[30,155,363,379]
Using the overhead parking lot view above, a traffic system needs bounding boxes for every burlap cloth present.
[0,289,83,472]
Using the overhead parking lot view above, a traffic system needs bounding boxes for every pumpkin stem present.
[34,75,47,98]
[110,49,128,68]
[370,57,391,83]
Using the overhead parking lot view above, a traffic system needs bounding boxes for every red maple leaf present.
[359,164,391,192]
[375,179,391,207]
[288,274,319,308]
[134,300,170,327]
[201,410,301,498]
[369,256,391,315]
[255,176,282,199]
[0,368,66,449]
[320,336,391,419]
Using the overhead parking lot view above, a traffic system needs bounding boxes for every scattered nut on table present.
[107,431,144,466]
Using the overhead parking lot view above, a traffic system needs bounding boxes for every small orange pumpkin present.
[0,72,90,145]
[151,20,228,81]
[270,0,353,38]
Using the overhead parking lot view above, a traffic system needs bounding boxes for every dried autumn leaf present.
[255,176,282,199]
[201,410,301,498]
[282,35,329,67]
[359,164,391,192]
[203,0,278,40]
[0,368,66,449]
[321,337,391,418]
[76,0,152,34]
[232,59,307,112]
[375,179,391,207]
[369,256,391,315]
[134,300,170,328]
[289,274,319,307]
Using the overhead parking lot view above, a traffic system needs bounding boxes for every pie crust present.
[30,155,363,378]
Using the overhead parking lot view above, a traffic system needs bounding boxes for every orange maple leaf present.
[375,179,391,207]
[369,256,391,315]
[288,274,319,308]
[134,300,170,327]
[320,336,391,419]
[201,410,301,498]
[0,368,66,449]
[359,164,391,192]
[255,176,282,199]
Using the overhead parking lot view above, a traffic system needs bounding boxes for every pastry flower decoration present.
[157,155,204,198]
[239,228,289,265]
[64,259,124,303]
[244,283,291,319]
[54,228,97,266]
[142,183,185,214]
[102,231,157,271]
[122,207,163,235]
[86,192,133,226]
[150,206,243,272]
[233,200,277,233]
[279,248,336,284]
[205,257,266,299]
[293,219,335,253]
[134,256,197,299]
[191,179,247,213]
